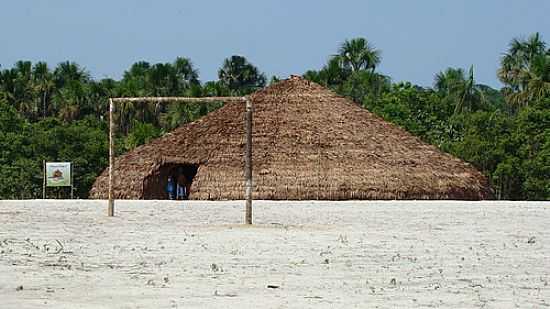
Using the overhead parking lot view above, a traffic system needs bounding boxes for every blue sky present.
[1,1,549,88]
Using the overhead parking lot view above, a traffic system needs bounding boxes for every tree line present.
[0,34,548,200]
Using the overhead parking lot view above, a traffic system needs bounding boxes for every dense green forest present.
[1,34,548,200]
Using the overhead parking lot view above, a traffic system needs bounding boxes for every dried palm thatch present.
[90,76,492,200]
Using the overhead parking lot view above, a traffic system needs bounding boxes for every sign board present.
[46,162,71,187]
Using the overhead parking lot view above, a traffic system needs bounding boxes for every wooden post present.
[42,160,46,199]
[70,163,74,199]
[108,98,115,217]
[244,97,253,224]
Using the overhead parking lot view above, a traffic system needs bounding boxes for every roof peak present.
[249,74,335,102]
[252,74,331,97]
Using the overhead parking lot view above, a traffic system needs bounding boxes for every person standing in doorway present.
[177,174,188,200]
[166,176,176,200]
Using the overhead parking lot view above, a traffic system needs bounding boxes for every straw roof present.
[90,76,492,200]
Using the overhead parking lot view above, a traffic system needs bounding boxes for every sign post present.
[71,163,74,199]
[42,160,46,199]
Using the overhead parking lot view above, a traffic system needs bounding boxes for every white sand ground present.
[0,200,548,309]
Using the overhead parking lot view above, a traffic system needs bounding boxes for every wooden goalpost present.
[107,96,254,224]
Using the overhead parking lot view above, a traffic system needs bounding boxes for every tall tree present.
[304,56,351,88]
[337,38,381,73]
[498,33,550,107]
[434,66,487,114]
[54,61,90,88]
[32,62,54,118]
[12,61,36,118]
[218,55,266,95]
[117,57,201,133]
[173,57,200,90]
[51,62,91,121]
[340,70,391,105]
[119,61,152,97]
[87,78,116,120]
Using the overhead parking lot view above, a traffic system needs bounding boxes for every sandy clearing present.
[0,200,549,308]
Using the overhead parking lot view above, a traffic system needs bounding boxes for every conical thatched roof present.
[90,76,492,200]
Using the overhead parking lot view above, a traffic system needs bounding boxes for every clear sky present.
[1,1,549,88]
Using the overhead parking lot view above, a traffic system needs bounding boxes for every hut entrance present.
[143,163,199,200]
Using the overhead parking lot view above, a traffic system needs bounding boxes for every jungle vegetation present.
[1,34,548,200]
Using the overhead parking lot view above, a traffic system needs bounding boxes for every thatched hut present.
[90,76,492,200]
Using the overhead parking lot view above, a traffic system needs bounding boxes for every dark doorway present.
[143,163,199,199]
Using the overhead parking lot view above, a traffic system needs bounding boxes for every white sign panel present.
[46,162,71,187]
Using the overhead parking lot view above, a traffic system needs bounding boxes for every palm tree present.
[434,68,465,95]
[337,38,381,73]
[118,58,201,132]
[0,67,18,105]
[54,61,90,88]
[508,53,550,105]
[53,80,86,122]
[218,55,266,95]
[342,70,391,104]
[13,61,36,118]
[120,61,152,97]
[173,57,199,90]
[148,63,174,96]
[498,33,549,107]
[32,62,55,118]
[434,66,486,114]
[142,58,200,97]
[320,56,351,87]
[201,81,231,97]
[88,78,116,120]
